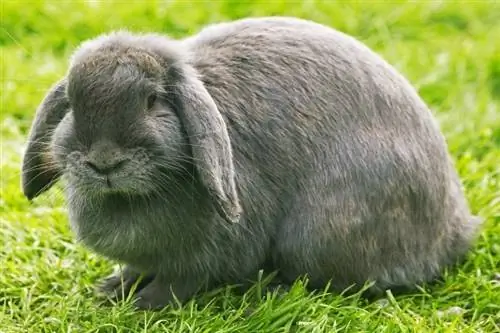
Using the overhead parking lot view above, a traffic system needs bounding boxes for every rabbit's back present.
[183,16,448,215]
[185,16,445,169]
[182,17,480,291]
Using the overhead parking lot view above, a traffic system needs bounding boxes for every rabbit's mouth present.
[63,149,156,196]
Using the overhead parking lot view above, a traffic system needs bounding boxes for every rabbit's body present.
[22,17,481,309]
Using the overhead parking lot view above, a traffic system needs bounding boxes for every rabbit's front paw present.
[133,276,201,310]
[134,284,171,310]
[96,266,155,301]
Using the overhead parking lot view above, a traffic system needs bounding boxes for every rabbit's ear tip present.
[22,183,40,201]
[22,184,51,202]
[221,203,243,224]
[212,195,242,224]
[21,167,59,201]
[23,184,45,200]
[226,212,241,224]
[222,212,241,224]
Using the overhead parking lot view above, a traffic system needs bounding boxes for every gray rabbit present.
[21,16,482,309]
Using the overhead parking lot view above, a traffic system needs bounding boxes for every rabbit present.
[21,16,482,310]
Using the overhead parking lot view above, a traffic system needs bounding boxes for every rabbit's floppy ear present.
[172,66,242,224]
[21,78,69,200]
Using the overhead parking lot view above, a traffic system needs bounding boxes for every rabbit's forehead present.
[67,54,162,106]
[70,51,163,81]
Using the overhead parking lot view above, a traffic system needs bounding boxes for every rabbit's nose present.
[85,159,127,175]
[86,140,128,175]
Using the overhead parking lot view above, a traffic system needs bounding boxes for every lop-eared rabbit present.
[21,16,481,309]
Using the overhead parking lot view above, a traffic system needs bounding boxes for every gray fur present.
[21,78,69,199]
[21,16,482,309]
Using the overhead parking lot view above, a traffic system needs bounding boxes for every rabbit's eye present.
[147,94,157,110]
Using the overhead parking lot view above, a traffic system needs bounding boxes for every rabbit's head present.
[21,31,241,224]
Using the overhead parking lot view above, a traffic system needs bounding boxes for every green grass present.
[1,0,499,332]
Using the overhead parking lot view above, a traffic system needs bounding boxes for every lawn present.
[1,0,499,332]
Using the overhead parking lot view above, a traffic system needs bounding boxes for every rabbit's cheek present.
[65,151,92,185]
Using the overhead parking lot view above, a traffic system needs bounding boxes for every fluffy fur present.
[21,16,482,309]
